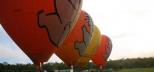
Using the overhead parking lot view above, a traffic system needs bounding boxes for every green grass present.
[117,68,154,72]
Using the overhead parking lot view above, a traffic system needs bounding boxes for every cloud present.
[48,54,62,63]
[83,0,154,60]
[110,50,154,60]
[0,43,32,64]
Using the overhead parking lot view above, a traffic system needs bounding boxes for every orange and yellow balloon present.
[92,35,112,69]
[55,10,95,67]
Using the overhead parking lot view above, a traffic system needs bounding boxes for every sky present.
[0,0,154,64]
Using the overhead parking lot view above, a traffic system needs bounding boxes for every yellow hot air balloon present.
[76,25,101,68]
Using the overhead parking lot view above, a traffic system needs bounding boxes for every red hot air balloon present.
[92,35,112,69]
[0,0,82,71]
[55,11,96,67]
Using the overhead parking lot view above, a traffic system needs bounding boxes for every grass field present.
[117,68,154,72]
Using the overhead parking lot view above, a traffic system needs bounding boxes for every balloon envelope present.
[92,35,112,68]
[76,25,101,68]
[0,0,82,65]
[55,11,94,67]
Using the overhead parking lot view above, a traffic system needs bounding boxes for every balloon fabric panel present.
[55,11,93,66]
[76,25,101,68]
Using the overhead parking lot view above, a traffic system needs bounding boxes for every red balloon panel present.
[92,35,112,68]
[0,0,82,64]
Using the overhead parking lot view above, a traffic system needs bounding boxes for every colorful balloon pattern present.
[76,25,101,68]
[0,0,82,47]
[55,11,94,67]
[0,0,112,69]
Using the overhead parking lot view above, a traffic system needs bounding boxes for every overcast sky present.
[0,0,154,64]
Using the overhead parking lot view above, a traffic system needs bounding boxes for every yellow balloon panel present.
[76,25,101,68]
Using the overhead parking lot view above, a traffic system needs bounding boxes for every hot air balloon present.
[92,35,112,70]
[76,25,101,68]
[55,11,97,68]
[0,0,82,71]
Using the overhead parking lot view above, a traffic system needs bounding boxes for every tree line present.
[105,57,154,70]
[0,57,154,72]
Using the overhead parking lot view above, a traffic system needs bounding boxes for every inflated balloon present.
[0,0,82,70]
[55,11,94,67]
[76,25,101,68]
[0,0,82,47]
[92,35,112,69]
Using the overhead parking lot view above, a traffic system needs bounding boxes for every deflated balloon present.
[55,11,94,67]
[76,25,101,68]
[92,35,112,68]
[0,0,82,67]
